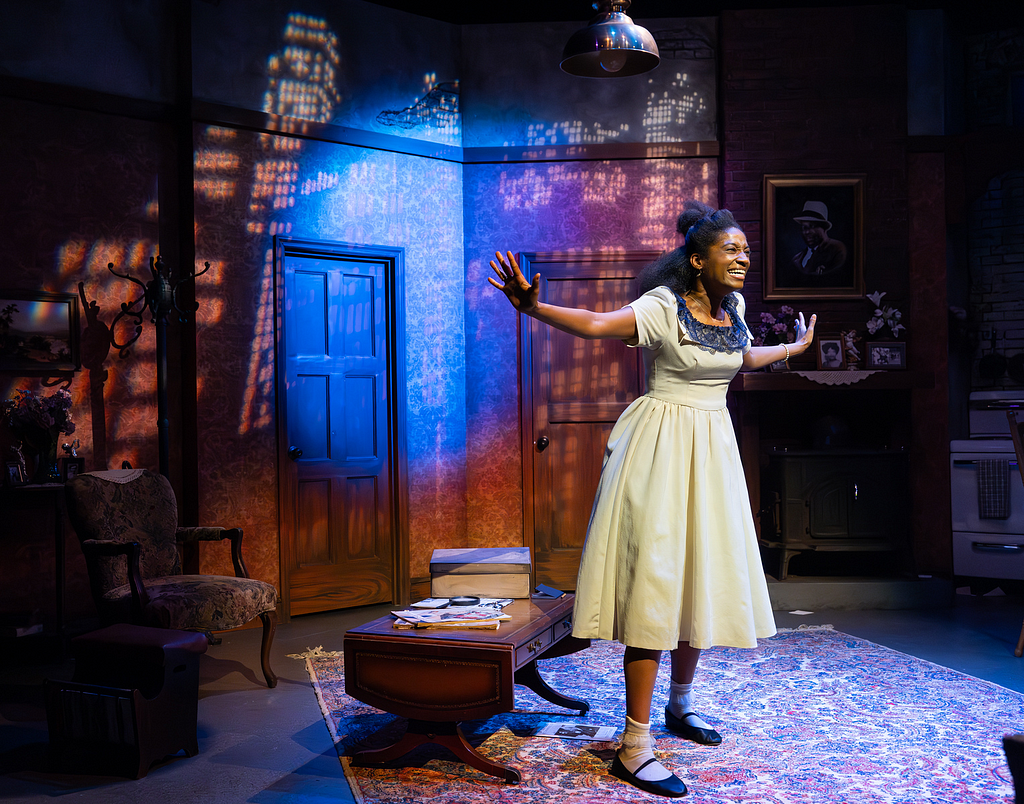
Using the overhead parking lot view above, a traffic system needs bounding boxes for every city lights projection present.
[461,18,716,148]
[260,14,460,145]
[520,71,709,148]
[492,159,714,249]
[264,13,341,135]
[194,124,305,437]
[196,14,343,435]
[375,73,460,144]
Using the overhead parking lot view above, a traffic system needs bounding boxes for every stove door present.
[950,449,1023,534]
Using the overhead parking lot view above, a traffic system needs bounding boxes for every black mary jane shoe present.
[610,755,688,798]
[664,706,723,746]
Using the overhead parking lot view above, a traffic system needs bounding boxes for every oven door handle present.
[972,542,1024,553]
[953,459,1019,467]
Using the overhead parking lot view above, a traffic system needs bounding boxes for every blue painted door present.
[279,247,394,615]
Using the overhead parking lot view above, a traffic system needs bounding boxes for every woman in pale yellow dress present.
[489,200,816,798]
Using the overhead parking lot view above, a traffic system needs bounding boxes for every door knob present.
[288,446,303,461]
[536,436,550,452]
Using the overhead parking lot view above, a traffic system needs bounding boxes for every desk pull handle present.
[527,639,544,654]
[562,619,572,631]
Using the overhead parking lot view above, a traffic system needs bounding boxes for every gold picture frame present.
[763,174,865,300]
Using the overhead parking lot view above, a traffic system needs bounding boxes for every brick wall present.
[721,5,909,345]
[965,26,1024,390]
[969,169,1024,389]
[718,7,957,574]
[966,28,1024,129]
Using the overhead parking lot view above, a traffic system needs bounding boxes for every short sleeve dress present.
[571,285,776,651]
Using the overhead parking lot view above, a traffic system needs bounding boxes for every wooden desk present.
[343,595,590,782]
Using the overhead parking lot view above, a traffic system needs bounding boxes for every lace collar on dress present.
[673,291,749,354]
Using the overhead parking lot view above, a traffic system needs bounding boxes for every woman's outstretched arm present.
[742,313,817,370]
[489,250,637,341]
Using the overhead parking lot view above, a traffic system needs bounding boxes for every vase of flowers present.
[751,305,799,348]
[865,291,905,339]
[2,388,76,484]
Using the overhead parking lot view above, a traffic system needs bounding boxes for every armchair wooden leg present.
[1015,619,1024,658]
[260,611,278,687]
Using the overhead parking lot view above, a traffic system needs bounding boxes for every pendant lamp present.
[560,0,660,78]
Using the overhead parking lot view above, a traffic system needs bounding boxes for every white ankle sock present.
[668,681,712,730]
[618,716,673,782]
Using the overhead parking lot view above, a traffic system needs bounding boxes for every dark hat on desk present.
[793,201,833,230]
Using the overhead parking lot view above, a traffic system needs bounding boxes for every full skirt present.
[571,395,776,651]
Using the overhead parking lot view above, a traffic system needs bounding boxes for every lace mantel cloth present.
[793,370,881,386]
[81,468,146,484]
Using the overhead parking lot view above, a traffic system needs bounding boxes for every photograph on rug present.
[302,628,1020,803]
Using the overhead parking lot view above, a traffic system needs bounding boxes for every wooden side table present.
[343,595,590,782]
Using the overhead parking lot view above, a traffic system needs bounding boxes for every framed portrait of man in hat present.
[762,174,865,300]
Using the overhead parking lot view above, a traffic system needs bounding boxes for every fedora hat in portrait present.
[793,201,833,230]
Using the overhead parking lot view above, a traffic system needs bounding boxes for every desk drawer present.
[553,613,574,641]
[516,628,552,666]
[514,612,575,666]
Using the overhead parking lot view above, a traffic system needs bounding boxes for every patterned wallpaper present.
[463,158,719,545]
[192,124,466,584]
[0,97,166,618]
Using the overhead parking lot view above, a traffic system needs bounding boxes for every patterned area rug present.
[300,627,1019,803]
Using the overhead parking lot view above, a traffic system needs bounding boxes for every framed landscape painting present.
[0,291,80,373]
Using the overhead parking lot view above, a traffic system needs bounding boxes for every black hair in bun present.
[638,200,742,295]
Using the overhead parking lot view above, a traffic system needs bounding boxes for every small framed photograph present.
[5,462,25,487]
[866,341,906,370]
[62,457,85,482]
[768,358,790,372]
[816,335,847,370]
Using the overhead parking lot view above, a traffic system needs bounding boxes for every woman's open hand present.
[488,251,539,313]
[794,312,817,353]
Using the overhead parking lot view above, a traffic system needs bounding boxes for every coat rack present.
[108,255,209,477]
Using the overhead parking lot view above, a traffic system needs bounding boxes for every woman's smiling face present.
[692,227,750,294]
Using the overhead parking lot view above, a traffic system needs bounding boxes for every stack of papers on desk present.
[391,606,512,630]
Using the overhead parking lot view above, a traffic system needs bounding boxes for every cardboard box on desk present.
[430,547,532,598]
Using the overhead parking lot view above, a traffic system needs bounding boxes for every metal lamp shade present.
[560,10,660,77]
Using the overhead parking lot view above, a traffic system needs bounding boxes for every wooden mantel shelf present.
[732,370,934,392]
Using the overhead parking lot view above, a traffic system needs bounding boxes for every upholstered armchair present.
[65,469,279,687]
